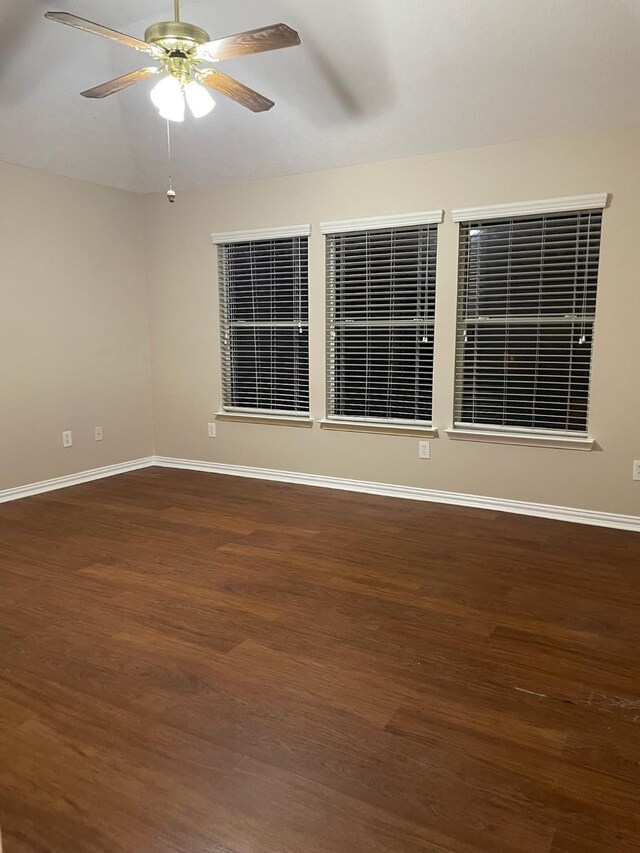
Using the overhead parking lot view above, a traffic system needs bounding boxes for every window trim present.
[217,231,310,416]
[324,215,440,429]
[445,428,595,451]
[452,193,608,223]
[320,419,438,437]
[321,210,444,235]
[212,224,311,244]
[215,411,314,428]
[451,198,606,443]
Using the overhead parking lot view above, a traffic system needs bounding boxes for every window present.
[324,213,442,425]
[216,230,309,415]
[453,198,604,436]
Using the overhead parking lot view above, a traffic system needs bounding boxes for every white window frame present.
[212,225,313,424]
[447,193,608,450]
[321,211,443,435]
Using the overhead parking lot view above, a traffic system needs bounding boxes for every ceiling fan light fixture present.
[185,81,216,118]
[46,10,300,115]
[151,75,185,122]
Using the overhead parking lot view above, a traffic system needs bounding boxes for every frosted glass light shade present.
[185,81,216,118]
[150,76,185,123]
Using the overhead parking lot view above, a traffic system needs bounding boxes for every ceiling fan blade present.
[198,69,275,112]
[81,67,160,99]
[45,11,157,55]
[196,23,300,62]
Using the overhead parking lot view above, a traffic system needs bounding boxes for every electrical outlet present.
[62,430,72,448]
[633,460,640,481]
[208,422,216,438]
[95,426,103,442]
[418,440,430,460]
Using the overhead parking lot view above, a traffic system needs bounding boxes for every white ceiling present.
[2,0,640,193]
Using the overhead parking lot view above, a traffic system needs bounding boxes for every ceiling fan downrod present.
[174,1,180,22]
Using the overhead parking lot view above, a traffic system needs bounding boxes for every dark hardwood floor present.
[1,468,640,852]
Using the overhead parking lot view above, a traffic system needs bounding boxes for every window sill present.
[215,412,314,428]
[320,419,438,438]
[445,428,595,451]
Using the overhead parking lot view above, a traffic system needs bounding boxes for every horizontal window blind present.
[454,209,602,434]
[218,236,309,414]
[326,224,438,424]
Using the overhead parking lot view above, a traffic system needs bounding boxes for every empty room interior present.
[2,1,640,850]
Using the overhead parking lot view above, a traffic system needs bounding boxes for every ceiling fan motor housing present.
[144,21,211,51]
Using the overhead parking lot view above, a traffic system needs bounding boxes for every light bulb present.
[159,96,185,123]
[185,81,215,118]
[150,75,185,123]
[150,75,180,109]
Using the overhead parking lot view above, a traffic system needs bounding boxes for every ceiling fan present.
[45,1,300,120]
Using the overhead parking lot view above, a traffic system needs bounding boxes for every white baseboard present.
[1,454,637,533]
[152,456,640,533]
[0,457,154,504]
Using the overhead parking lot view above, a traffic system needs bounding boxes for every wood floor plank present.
[1,468,640,852]
[204,754,553,853]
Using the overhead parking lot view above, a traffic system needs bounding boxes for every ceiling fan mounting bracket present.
[144,21,210,51]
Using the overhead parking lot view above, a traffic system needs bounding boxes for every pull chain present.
[166,119,176,203]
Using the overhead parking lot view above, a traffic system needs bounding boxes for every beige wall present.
[3,129,638,516]
[0,161,153,490]
[144,126,640,517]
